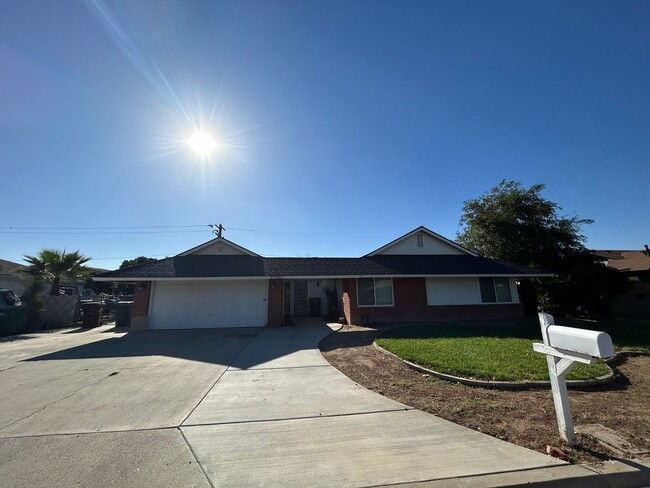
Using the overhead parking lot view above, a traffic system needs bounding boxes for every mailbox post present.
[534,312,614,446]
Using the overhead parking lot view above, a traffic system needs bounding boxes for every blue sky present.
[1,0,648,270]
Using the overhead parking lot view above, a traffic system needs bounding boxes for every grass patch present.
[375,317,649,382]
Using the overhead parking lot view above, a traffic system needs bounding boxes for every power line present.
[1,225,206,230]
[227,227,386,239]
[1,225,387,239]
[0,230,207,235]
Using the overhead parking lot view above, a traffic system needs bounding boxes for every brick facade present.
[132,282,151,317]
[267,279,284,327]
[342,277,524,325]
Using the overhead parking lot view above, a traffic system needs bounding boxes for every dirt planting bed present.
[320,324,650,465]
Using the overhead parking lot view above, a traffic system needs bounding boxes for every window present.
[416,233,424,248]
[479,277,512,303]
[357,278,394,306]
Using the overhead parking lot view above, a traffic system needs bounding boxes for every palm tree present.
[22,249,91,296]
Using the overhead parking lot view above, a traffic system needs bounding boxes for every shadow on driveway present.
[24,328,262,366]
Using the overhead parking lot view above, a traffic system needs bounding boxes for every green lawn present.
[375,317,650,382]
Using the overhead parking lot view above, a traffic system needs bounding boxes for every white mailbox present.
[547,325,614,359]
[534,312,617,446]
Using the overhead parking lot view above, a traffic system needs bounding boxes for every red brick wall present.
[267,279,284,327]
[342,280,352,325]
[132,282,151,317]
[343,277,524,324]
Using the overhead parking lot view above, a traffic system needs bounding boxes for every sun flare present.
[188,131,217,156]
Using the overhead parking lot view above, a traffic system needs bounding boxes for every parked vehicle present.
[0,289,21,308]
[0,288,27,336]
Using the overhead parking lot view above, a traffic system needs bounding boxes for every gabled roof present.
[177,236,260,257]
[364,226,477,257]
[94,226,552,281]
[96,255,550,280]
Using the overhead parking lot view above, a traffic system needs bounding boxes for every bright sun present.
[188,131,217,156]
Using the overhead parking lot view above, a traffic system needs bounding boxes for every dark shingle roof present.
[97,255,548,279]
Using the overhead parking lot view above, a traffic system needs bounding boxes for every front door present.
[292,281,308,314]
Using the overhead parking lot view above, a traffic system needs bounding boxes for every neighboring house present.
[95,226,551,331]
[0,258,99,298]
[591,248,650,315]
[0,259,29,296]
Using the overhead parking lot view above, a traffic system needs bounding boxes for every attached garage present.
[149,280,268,329]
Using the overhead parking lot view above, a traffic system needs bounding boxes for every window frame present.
[357,278,395,307]
[478,277,513,304]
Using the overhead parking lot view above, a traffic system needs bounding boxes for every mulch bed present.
[320,324,650,465]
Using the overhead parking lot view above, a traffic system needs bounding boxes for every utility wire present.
[226,227,386,239]
[0,230,207,235]
[1,225,386,239]
[1,224,205,230]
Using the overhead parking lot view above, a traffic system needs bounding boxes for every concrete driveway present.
[0,323,635,487]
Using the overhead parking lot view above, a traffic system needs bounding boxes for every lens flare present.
[188,131,217,156]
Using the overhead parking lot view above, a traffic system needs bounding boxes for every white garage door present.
[149,280,267,329]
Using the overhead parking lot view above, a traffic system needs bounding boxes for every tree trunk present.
[50,276,61,296]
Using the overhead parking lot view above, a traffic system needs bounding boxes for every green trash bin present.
[115,301,133,329]
[81,303,104,328]
[0,307,29,336]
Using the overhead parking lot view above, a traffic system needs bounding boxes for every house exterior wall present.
[376,233,465,255]
[425,277,519,305]
[342,277,523,325]
[282,279,337,316]
[267,279,284,327]
[0,276,28,297]
[191,241,247,255]
[131,281,151,331]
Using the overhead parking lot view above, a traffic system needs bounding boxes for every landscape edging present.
[373,342,616,390]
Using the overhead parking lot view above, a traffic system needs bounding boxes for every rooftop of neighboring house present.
[0,259,25,277]
[591,247,650,273]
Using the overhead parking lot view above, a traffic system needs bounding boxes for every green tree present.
[86,275,115,295]
[22,249,91,296]
[114,257,157,295]
[457,180,629,315]
[119,256,157,269]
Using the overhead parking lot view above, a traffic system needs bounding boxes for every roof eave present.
[93,272,554,282]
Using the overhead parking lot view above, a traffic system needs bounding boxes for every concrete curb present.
[373,342,616,390]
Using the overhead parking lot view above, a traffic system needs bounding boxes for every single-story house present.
[0,258,97,298]
[0,259,29,297]
[95,226,551,330]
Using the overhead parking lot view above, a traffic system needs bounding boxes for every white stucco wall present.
[0,277,28,296]
[191,241,247,255]
[377,233,466,255]
[425,277,519,305]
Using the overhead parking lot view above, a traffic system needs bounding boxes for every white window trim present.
[357,278,395,307]
[478,277,514,304]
